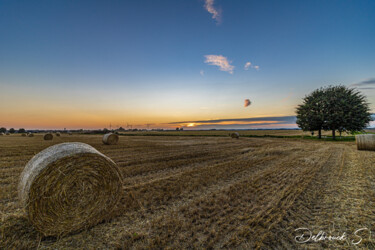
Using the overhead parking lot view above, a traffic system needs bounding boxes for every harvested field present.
[1,134,375,249]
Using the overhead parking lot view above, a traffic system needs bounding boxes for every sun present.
[187,123,195,127]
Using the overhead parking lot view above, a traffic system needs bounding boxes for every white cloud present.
[244,62,252,70]
[204,0,221,23]
[204,55,234,74]
[200,70,204,76]
[244,61,260,71]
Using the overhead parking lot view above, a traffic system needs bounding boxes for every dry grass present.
[1,134,374,249]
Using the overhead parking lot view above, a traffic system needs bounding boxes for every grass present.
[1,133,375,248]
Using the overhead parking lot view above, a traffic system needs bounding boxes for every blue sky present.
[0,0,374,129]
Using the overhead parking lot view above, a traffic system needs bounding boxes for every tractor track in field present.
[1,135,375,249]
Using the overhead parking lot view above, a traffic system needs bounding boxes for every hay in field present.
[18,142,123,236]
[44,133,53,140]
[0,132,4,136]
[230,132,240,139]
[28,133,34,137]
[356,134,375,151]
[21,133,27,137]
[102,133,119,145]
[56,132,61,137]
[5,132,10,135]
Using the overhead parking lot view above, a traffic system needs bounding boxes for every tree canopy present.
[296,85,372,139]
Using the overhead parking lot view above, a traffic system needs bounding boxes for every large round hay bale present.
[230,132,240,139]
[102,133,119,145]
[28,133,34,137]
[356,134,375,151]
[56,132,61,137]
[18,142,123,236]
[21,133,27,137]
[5,132,10,135]
[44,133,53,140]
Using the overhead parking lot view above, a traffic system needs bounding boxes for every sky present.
[0,0,374,130]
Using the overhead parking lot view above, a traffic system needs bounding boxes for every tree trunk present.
[332,129,336,140]
[318,129,321,139]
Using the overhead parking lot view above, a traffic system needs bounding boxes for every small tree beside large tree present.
[296,85,372,140]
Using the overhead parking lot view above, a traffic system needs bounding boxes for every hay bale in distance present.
[28,133,34,137]
[102,133,119,145]
[44,133,53,140]
[21,133,27,137]
[56,132,61,137]
[230,132,240,139]
[5,132,10,135]
[18,142,123,236]
[356,134,375,151]
[0,132,4,136]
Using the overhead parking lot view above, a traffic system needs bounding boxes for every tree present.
[296,85,372,140]
[9,128,15,133]
[0,127,6,133]
[322,86,371,139]
[18,128,26,133]
[296,88,325,139]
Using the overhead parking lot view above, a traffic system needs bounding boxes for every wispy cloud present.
[352,78,375,87]
[204,55,234,74]
[200,70,204,76]
[167,116,298,129]
[244,61,260,71]
[204,0,221,23]
[168,116,297,125]
[244,62,251,70]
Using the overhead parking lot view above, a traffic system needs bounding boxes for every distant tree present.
[180,128,184,131]
[103,128,109,133]
[18,128,26,133]
[0,127,6,133]
[296,85,372,140]
[322,85,371,139]
[296,88,325,139]
[9,128,15,134]
[176,127,180,131]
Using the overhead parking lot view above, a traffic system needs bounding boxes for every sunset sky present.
[1,0,374,130]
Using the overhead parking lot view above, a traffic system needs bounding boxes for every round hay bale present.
[21,133,27,137]
[102,133,119,145]
[0,132,4,136]
[18,142,123,236]
[44,133,53,140]
[230,132,240,139]
[28,133,34,137]
[56,132,61,137]
[68,132,73,135]
[5,132,10,135]
[356,134,375,151]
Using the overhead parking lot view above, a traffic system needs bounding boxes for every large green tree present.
[322,85,372,139]
[296,85,372,140]
[296,88,325,139]
[0,127,6,133]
